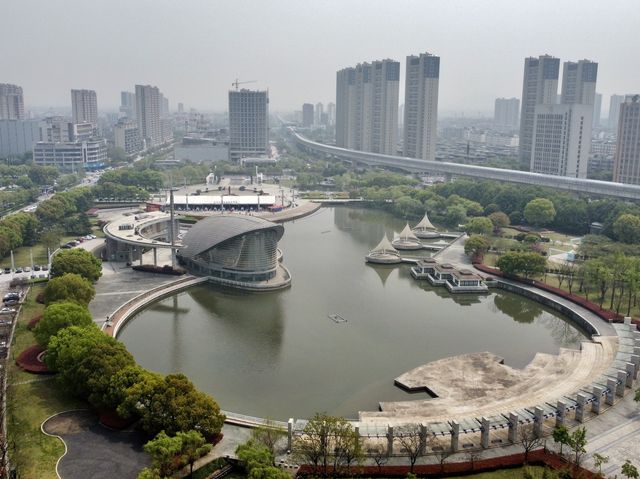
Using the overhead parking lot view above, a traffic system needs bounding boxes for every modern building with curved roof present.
[177,214,291,290]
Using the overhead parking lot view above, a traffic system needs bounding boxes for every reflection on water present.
[120,206,586,420]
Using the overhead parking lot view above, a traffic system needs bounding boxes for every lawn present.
[7,283,88,479]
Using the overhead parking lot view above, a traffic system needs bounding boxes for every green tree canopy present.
[496,252,547,278]
[488,211,510,231]
[143,431,184,477]
[51,248,102,282]
[464,235,490,258]
[613,214,640,244]
[465,216,493,235]
[177,430,212,477]
[105,365,159,412]
[44,273,96,306]
[524,198,556,227]
[34,301,93,347]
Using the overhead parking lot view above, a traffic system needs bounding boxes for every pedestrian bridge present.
[291,129,640,201]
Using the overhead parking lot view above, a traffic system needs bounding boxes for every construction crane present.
[232,78,257,91]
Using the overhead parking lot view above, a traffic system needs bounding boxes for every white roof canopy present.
[371,234,399,254]
[399,223,420,241]
[414,212,436,230]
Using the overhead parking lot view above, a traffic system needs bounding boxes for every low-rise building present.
[33,138,107,171]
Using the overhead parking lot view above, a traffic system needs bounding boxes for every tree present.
[370,444,388,474]
[105,365,159,411]
[613,214,640,244]
[51,248,102,282]
[236,440,289,479]
[45,325,119,397]
[488,211,510,232]
[622,460,640,479]
[137,468,162,479]
[496,252,547,278]
[568,427,587,468]
[41,226,64,252]
[251,421,286,458]
[393,196,424,219]
[444,204,467,228]
[465,217,493,235]
[118,373,225,439]
[395,425,424,473]
[176,430,212,478]
[592,453,609,477]
[464,235,490,259]
[552,425,570,457]
[43,273,95,306]
[519,424,543,464]
[524,198,556,227]
[33,301,93,347]
[143,431,184,477]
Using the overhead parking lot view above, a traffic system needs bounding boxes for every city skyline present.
[2,0,637,114]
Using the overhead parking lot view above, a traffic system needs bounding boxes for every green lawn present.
[6,284,88,479]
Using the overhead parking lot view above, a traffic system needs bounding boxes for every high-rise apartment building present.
[315,102,324,126]
[326,102,336,126]
[613,95,640,184]
[228,89,269,161]
[593,93,602,127]
[609,94,625,131]
[0,83,25,120]
[71,89,98,126]
[120,91,136,119]
[114,118,142,156]
[336,59,400,155]
[0,119,41,157]
[403,52,439,161]
[302,103,314,127]
[494,98,520,129]
[519,55,560,167]
[560,60,598,105]
[135,84,163,149]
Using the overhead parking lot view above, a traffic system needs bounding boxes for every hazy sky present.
[3,0,638,115]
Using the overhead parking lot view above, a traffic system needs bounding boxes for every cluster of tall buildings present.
[335,52,439,161]
[300,102,335,128]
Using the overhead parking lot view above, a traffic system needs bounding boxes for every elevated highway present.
[291,130,640,201]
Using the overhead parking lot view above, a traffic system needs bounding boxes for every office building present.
[72,122,95,141]
[593,93,602,127]
[326,102,335,126]
[336,58,399,155]
[560,60,598,105]
[0,84,25,120]
[135,84,163,148]
[71,89,98,126]
[228,89,269,161]
[315,102,324,126]
[530,103,592,178]
[404,52,439,161]
[178,102,184,114]
[161,94,170,117]
[519,55,560,166]
[302,103,314,127]
[0,119,41,157]
[609,94,625,131]
[494,98,520,129]
[33,138,107,171]
[120,91,136,119]
[114,119,142,156]
[40,116,73,143]
[613,95,640,184]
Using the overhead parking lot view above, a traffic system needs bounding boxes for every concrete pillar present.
[153,248,158,266]
[555,401,566,428]
[419,424,427,455]
[480,417,490,449]
[287,418,293,451]
[617,371,627,396]
[633,331,640,340]
[624,317,632,325]
[633,347,640,358]
[534,407,544,438]
[626,363,635,387]
[606,379,616,405]
[387,426,394,456]
[631,355,640,379]
[450,421,460,452]
[508,412,518,443]
[575,394,587,423]
[592,386,605,414]
[139,252,143,265]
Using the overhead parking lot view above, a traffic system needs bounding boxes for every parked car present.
[0,307,16,314]
[24,266,31,272]
[14,268,23,273]
[33,265,41,271]
[4,268,10,274]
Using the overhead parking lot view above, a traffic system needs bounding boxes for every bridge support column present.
[508,412,518,443]
[617,371,627,396]
[626,363,636,387]
[480,417,490,449]
[624,316,632,325]
[419,424,427,455]
[450,421,460,452]
[287,418,293,452]
[555,401,566,428]
[153,247,158,266]
[606,379,616,405]
[631,354,640,379]
[592,386,605,414]
[575,394,587,422]
[387,426,394,456]
[533,407,544,438]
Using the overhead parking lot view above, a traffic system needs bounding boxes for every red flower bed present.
[473,263,627,324]
[27,314,43,330]
[16,344,52,374]
[297,449,597,478]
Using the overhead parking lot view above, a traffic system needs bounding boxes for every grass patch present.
[7,283,89,479]
[449,466,548,478]
[0,235,80,269]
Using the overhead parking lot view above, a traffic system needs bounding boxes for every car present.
[42,265,49,271]
[14,268,23,273]
[3,268,10,274]
[3,300,18,306]
[33,265,41,271]
[0,307,15,314]
[24,266,31,272]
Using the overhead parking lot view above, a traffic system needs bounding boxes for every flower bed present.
[16,344,51,374]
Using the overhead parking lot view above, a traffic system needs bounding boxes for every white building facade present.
[228,89,269,161]
[33,138,107,170]
[613,95,640,185]
[71,89,98,126]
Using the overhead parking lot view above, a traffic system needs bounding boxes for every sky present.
[2,0,638,115]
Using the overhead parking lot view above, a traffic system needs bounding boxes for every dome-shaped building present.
[177,215,290,290]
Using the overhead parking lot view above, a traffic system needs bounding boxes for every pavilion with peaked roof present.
[413,212,440,238]
[365,234,402,264]
[392,223,423,250]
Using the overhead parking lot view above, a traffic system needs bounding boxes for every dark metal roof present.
[178,215,283,260]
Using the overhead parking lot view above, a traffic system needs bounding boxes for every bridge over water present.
[291,130,640,201]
